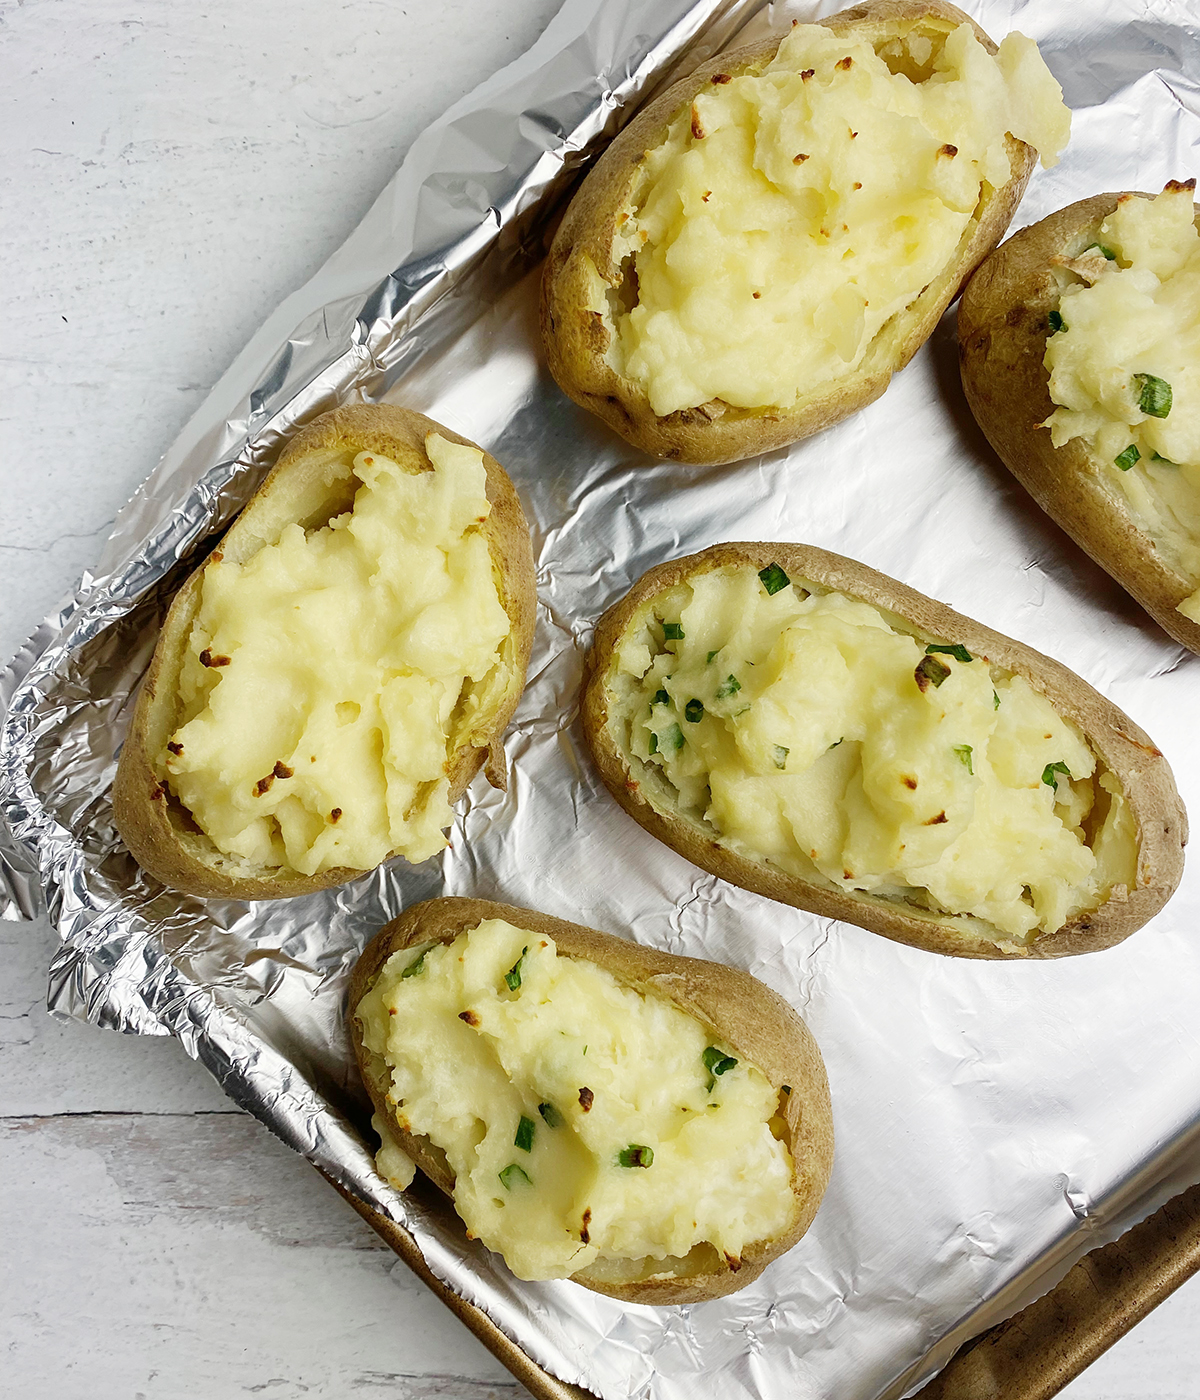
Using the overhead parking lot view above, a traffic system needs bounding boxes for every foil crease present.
[4,2,1200,1398]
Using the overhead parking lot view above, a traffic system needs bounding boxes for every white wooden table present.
[2,3,1198,1396]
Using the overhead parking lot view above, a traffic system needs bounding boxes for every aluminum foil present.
[4,2,1200,1397]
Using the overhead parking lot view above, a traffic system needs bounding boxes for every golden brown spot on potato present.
[578,1086,594,1112]
[800,68,814,80]
[1044,733,1052,740]
[725,1253,743,1272]
[272,760,293,780]
[362,455,375,466]
[752,291,761,298]
[253,773,275,797]
[901,775,917,790]
[939,143,958,158]
[836,56,853,70]
[580,1207,592,1243]
[329,808,342,824]
[820,228,830,239]
[925,811,948,826]
[793,153,809,164]
[849,130,858,139]
[459,1009,480,1027]
[843,869,854,880]
[710,72,731,84]
[167,741,183,756]
[388,1007,396,1016]
[690,106,705,140]
[625,778,639,794]
[702,190,711,202]
[1166,178,1196,194]
[153,779,170,801]
[211,550,224,563]
[199,648,231,668]
[810,849,818,859]
[853,181,862,190]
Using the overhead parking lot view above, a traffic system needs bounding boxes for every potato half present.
[542,0,1060,465]
[959,189,1200,653]
[349,896,833,1304]
[113,406,536,900]
[581,543,1186,959]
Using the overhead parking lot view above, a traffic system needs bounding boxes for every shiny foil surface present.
[4,2,1200,1397]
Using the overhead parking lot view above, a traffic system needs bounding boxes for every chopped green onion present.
[1084,242,1117,260]
[499,1163,532,1190]
[515,1115,535,1152]
[663,722,685,752]
[773,745,789,770]
[926,642,972,664]
[829,737,843,748]
[703,1046,738,1078]
[684,699,704,723]
[1135,374,1172,419]
[1114,444,1141,471]
[993,690,1001,710]
[649,732,658,754]
[663,622,685,640]
[1042,761,1072,790]
[706,649,720,664]
[538,1102,564,1128]
[781,1084,792,1095]
[504,946,529,992]
[758,563,791,596]
[650,688,669,707]
[401,949,428,979]
[716,674,742,699]
[1048,309,1065,333]
[914,654,950,691]
[953,744,974,775]
[617,1144,654,1168]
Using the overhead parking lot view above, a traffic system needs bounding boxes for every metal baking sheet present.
[4,2,1200,1398]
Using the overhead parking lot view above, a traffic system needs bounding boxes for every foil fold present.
[4,2,1200,1398]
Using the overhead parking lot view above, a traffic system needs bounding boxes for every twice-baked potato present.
[960,182,1200,653]
[114,405,536,901]
[541,0,1071,465]
[350,896,834,1304]
[581,544,1186,959]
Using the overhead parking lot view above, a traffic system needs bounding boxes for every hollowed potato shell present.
[113,405,536,901]
[541,0,1037,466]
[581,542,1186,959]
[349,895,834,1305]
[958,191,1200,653]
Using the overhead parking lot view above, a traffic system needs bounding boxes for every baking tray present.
[5,0,1200,1396]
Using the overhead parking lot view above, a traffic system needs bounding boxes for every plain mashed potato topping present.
[1042,183,1200,617]
[160,434,512,876]
[614,565,1137,945]
[604,21,1069,416]
[356,918,798,1282]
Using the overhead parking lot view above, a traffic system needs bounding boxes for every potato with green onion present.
[350,897,833,1303]
[960,182,1200,652]
[581,544,1185,959]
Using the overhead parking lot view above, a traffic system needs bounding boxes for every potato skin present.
[959,192,1200,654]
[113,405,537,901]
[581,543,1187,960]
[541,0,1037,466]
[349,896,834,1304]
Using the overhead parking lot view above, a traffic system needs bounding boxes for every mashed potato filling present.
[1043,183,1200,617]
[161,434,511,876]
[356,918,798,1282]
[607,21,1069,416]
[615,566,1137,945]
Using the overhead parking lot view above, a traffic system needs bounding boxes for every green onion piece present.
[716,674,742,699]
[649,731,658,754]
[1085,242,1117,260]
[706,649,720,664]
[1114,444,1141,471]
[663,622,685,640]
[663,722,685,752]
[829,737,843,748]
[499,1163,532,1191]
[993,690,1001,710]
[401,949,428,979]
[758,563,791,596]
[1135,373,1172,419]
[953,743,974,775]
[926,642,972,664]
[515,1115,535,1152]
[504,946,528,993]
[617,1144,654,1168]
[914,654,950,691]
[538,1102,564,1128]
[781,1084,792,1095]
[684,699,704,723]
[703,1046,738,1077]
[773,745,789,770]
[1048,309,1065,333]
[650,688,669,707]
[1042,760,1072,790]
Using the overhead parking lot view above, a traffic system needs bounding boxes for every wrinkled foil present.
[5,1,1200,1397]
